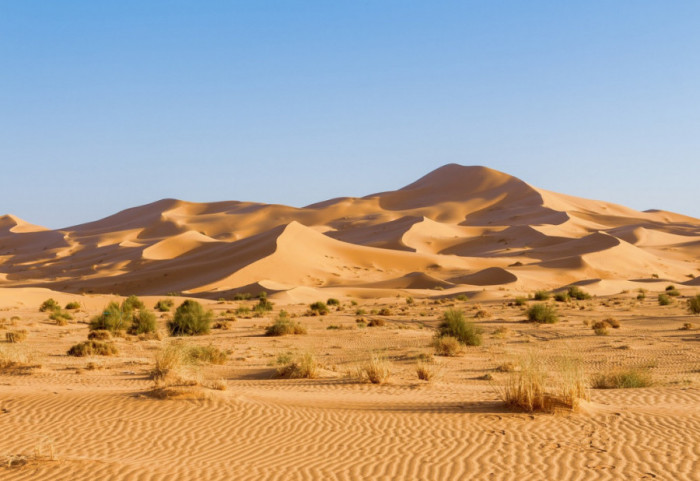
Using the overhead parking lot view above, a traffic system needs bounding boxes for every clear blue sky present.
[2,1,699,229]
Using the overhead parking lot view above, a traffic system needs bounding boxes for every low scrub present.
[49,309,73,325]
[326,298,340,306]
[5,330,27,343]
[168,300,213,336]
[39,298,59,312]
[0,344,37,373]
[187,345,228,365]
[308,301,329,316]
[592,368,653,389]
[416,360,443,381]
[367,318,385,327]
[67,341,118,357]
[155,299,174,312]
[356,354,391,384]
[533,290,550,301]
[128,310,157,335]
[688,294,700,314]
[658,294,672,306]
[277,352,319,378]
[432,335,464,356]
[437,309,482,346]
[526,303,558,324]
[567,286,591,300]
[265,312,306,336]
[65,301,81,310]
[87,330,111,341]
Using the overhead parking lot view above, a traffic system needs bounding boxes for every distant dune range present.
[1,164,699,298]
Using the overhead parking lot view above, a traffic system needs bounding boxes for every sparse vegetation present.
[308,301,329,316]
[155,299,174,312]
[533,290,550,301]
[688,294,700,314]
[265,312,307,336]
[67,340,118,357]
[416,360,442,381]
[437,309,482,346]
[567,286,591,300]
[377,307,392,316]
[432,335,463,356]
[168,300,213,336]
[357,354,391,384]
[128,309,157,335]
[277,352,318,378]
[514,297,528,306]
[123,295,145,311]
[592,368,653,389]
[367,318,386,327]
[553,292,569,302]
[39,298,59,312]
[526,303,558,324]
[65,301,81,310]
[187,345,227,365]
[87,330,111,341]
[5,330,27,343]
[326,298,340,306]
[658,294,672,306]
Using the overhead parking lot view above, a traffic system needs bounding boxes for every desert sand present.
[1,164,699,480]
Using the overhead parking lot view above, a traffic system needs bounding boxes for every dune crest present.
[0,164,698,296]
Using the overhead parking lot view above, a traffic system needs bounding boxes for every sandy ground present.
[1,289,698,480]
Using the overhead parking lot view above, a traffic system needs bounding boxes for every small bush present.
[87,330,111,340]
[526,304,558,324]
[357,354,391,384]
[416,360,442,381]
[256,296,274,312]
[128,309,157,335]
[265,314,307,336]
[603,317,620,328]
[473,309,490,319]
[39,298,59,312]
[406,296,415,305]
[155,299,174,312]
[50,309,73,325]
[123,295,145,311]
[326,298,340,306]
[514,297,528,306]
[233,293,252,301]
[277,352,318,378]
[437,309,482,346]
[432,336,463,356]
[151,343,185,380]
[378,308,392,316]
[687,295,700,314]
[168,300,213,336]
[567,286,591,300]
[593,325,609,336]
[553,292,569,303]
[90,302,131,332]
[65,301,81,310]
[308,301,329,316]
[234,306,251,317]
[666,289,681,297]
[665,284,675,291]
[658,294,672,306]
[533,290,550,301]
[637,292,646,300]
[367,318,385,327]
[5,330,27,343]
[67,341,118,357]
[187,345,227,365]
[680,322,693,330]
[592,368,653,389]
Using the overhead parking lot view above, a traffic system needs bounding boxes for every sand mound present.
[449,267,517,286]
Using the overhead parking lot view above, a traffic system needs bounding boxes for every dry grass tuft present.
[499,354,588,413]
[416,360,443,382]
[592,367,653,389]
[5,330,27,343]
[357,354,392,384]
[432,335,464,357]
[87,330,111,341]
[0,344,39,374]
[67,341,118,357]
[277,352,319,379]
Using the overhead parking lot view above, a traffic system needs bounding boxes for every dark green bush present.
[437,309,482,346]
[567,286,591,300]
[65,301,81,310]
[90,302,131,332]
[554,292,569,302]
[533,290,550,301]
[326,298,340,306]
[128,309,157,335]
[309,301,329,316]
[167,300,213,336]
[123,295,145,311]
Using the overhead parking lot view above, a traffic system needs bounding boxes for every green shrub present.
[128,309,157,335]
[90,302,131,332]
[234,306,251,316]
[688,294,700,314]
[553,292,569,302]
[533,290,550,301]
[592,368,653,389]
[666,289,681,297]
[39,298,59,312]
[437,309,482,346]
[514,297,528,306]
[65,301,81,310]
[406,296,415,305]
[50,309,73,324]
[167,300,213,336]
[567,286,591,300]
[155,299,174,312]
[68,341,118,357]
[265,314,307,336]
[308,301,329,316]
[123,295,145,311]
[326,298,340,306]
[526,303,558,324]
[233,293,251,301]
[658,294,672,306]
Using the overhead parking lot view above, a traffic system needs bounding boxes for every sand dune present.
[0,164,698,296]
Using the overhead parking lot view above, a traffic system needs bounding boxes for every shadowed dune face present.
[1,164,699,296]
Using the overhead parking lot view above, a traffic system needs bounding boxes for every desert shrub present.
[355,317,367,328]
[168,300,213,336]
[367,318,385,327]
[666,289,681,297]
[681,322,694,330]
[593,325,609,336]
[128,309,157,335]
[355,308,367,316]
[5,330,27,343]
[151,343,186,381]
[658,294,672,306]
[87,330,111,341]
[0,344,36,372]
[326,298,340,306]
[474,309,490,319]
[265,313,306,336]
[234,306,251,317]
[406,296,415,305]
[533,290,550,301]
[65,301,81,310]
[377,307,392,316]
[357,354,391,384]
[90,302,131,332]
[687,295,700,314]
[603,317,620,328]
[437,309,482,346]
[233,293,252,301]
[553,292,569,302]
[432,336,463,356]
[67,341,118,357]
[255,296,274,313]
[416,360,442,381]
[155,299,174,312]
[308,301,329,316]
[39,298,59,312]
[500,355,587,412]
[123,295,145,311]
[637,292,646,300]
[49,309,73,325]
[187,345,227,365]
[496,362,517,372]
[526,304,558,324]
[567,286,591,300]
[277,352,318,378]
[592,368,653,389]
[514,297,528,306]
